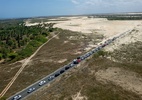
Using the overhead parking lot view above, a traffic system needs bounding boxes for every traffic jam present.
[11,36,117,100]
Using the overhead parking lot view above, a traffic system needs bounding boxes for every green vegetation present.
[88,14,142,20]
[0,19,55,62]
[0,96,6,100]
[93,50,108,58]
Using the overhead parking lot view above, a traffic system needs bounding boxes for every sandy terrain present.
[105,24,142,52]
[46,17,142,38]
[25,16,142,52]
[25,17,142,38]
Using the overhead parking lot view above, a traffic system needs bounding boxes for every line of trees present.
[88,14,142,20]
[0,20,55,62]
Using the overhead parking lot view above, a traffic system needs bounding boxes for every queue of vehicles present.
[11,37,117,100]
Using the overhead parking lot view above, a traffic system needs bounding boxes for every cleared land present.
[1,16,142,99]
[25,17,142,99]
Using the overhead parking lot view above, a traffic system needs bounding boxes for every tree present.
[8,52,18,60]
[0,53,2,60]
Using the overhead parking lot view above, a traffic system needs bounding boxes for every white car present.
[39,80,46,86]
[27,87,35,93]
[13,95,21,100]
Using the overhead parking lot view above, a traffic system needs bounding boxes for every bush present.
[17,35,47,59]
[0,53,2,60]
[93,50,108,58]
[8,52,18,60]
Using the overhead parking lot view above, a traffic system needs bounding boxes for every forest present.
[89,14,142,20]
[0,19,55,63]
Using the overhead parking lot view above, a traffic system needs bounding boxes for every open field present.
[1,16,142,99]
[27,27,142,100]
[24,16,142,99]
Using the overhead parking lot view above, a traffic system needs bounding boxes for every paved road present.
[8,30,131,100]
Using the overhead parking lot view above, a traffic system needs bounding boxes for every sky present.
[0,0,142,19]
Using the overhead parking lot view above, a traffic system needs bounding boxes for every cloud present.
[71,0,142,6]
[70,0,142,13]
[71,0,80,4]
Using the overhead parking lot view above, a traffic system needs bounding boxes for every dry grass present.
[2,29,100,98]
[26,40,142,100]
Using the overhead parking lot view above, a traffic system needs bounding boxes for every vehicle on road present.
[60,70,65,74]
[80,56,85,60]
[48,76,54,81]
[55,73,60,77]
[39,80,46,86]
[65,66,70,70]
[102,44,106,47]
[73,59,78,64]
[73,58,81,64]
[12,95,21,100]
[70,63,74,67]
[27,87,35,93]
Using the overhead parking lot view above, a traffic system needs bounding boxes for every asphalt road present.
[8,30,131,100]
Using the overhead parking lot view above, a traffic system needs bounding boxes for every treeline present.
[0,20,55,62]
[88,14,142,20]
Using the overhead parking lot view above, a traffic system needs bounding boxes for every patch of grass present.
[16,35,47,60]
[93,50,108,58]
[111,41,142,75]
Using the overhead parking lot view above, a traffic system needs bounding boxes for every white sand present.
[47,16,142,38]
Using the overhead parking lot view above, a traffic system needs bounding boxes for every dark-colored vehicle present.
[65,66,69,70]
[55,73,60,77]
[102,44,106,47]
[60,70,65,74]
[73,59,78,64]
[77,57,81,59]
[97,47,101,50]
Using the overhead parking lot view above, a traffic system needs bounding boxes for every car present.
[55,73,60,77]
[92,50,95,53]
[48,76,54,81]
[112,37,116,41]
[27,87,35,93]
[70,63,74,67]
[60,70,65,74]
[73,59,78,64]
[80,56,85,60]
[77,57,81,59]
[39,80,46,86]
[102,44,106,47]
[97,47,101,50]
[86,53,89,57]
[13,95,21,100]
[65,66,70,70]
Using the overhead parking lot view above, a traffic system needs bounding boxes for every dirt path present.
[0,33,59,98]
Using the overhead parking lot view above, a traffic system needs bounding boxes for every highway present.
[8,30,131,100]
